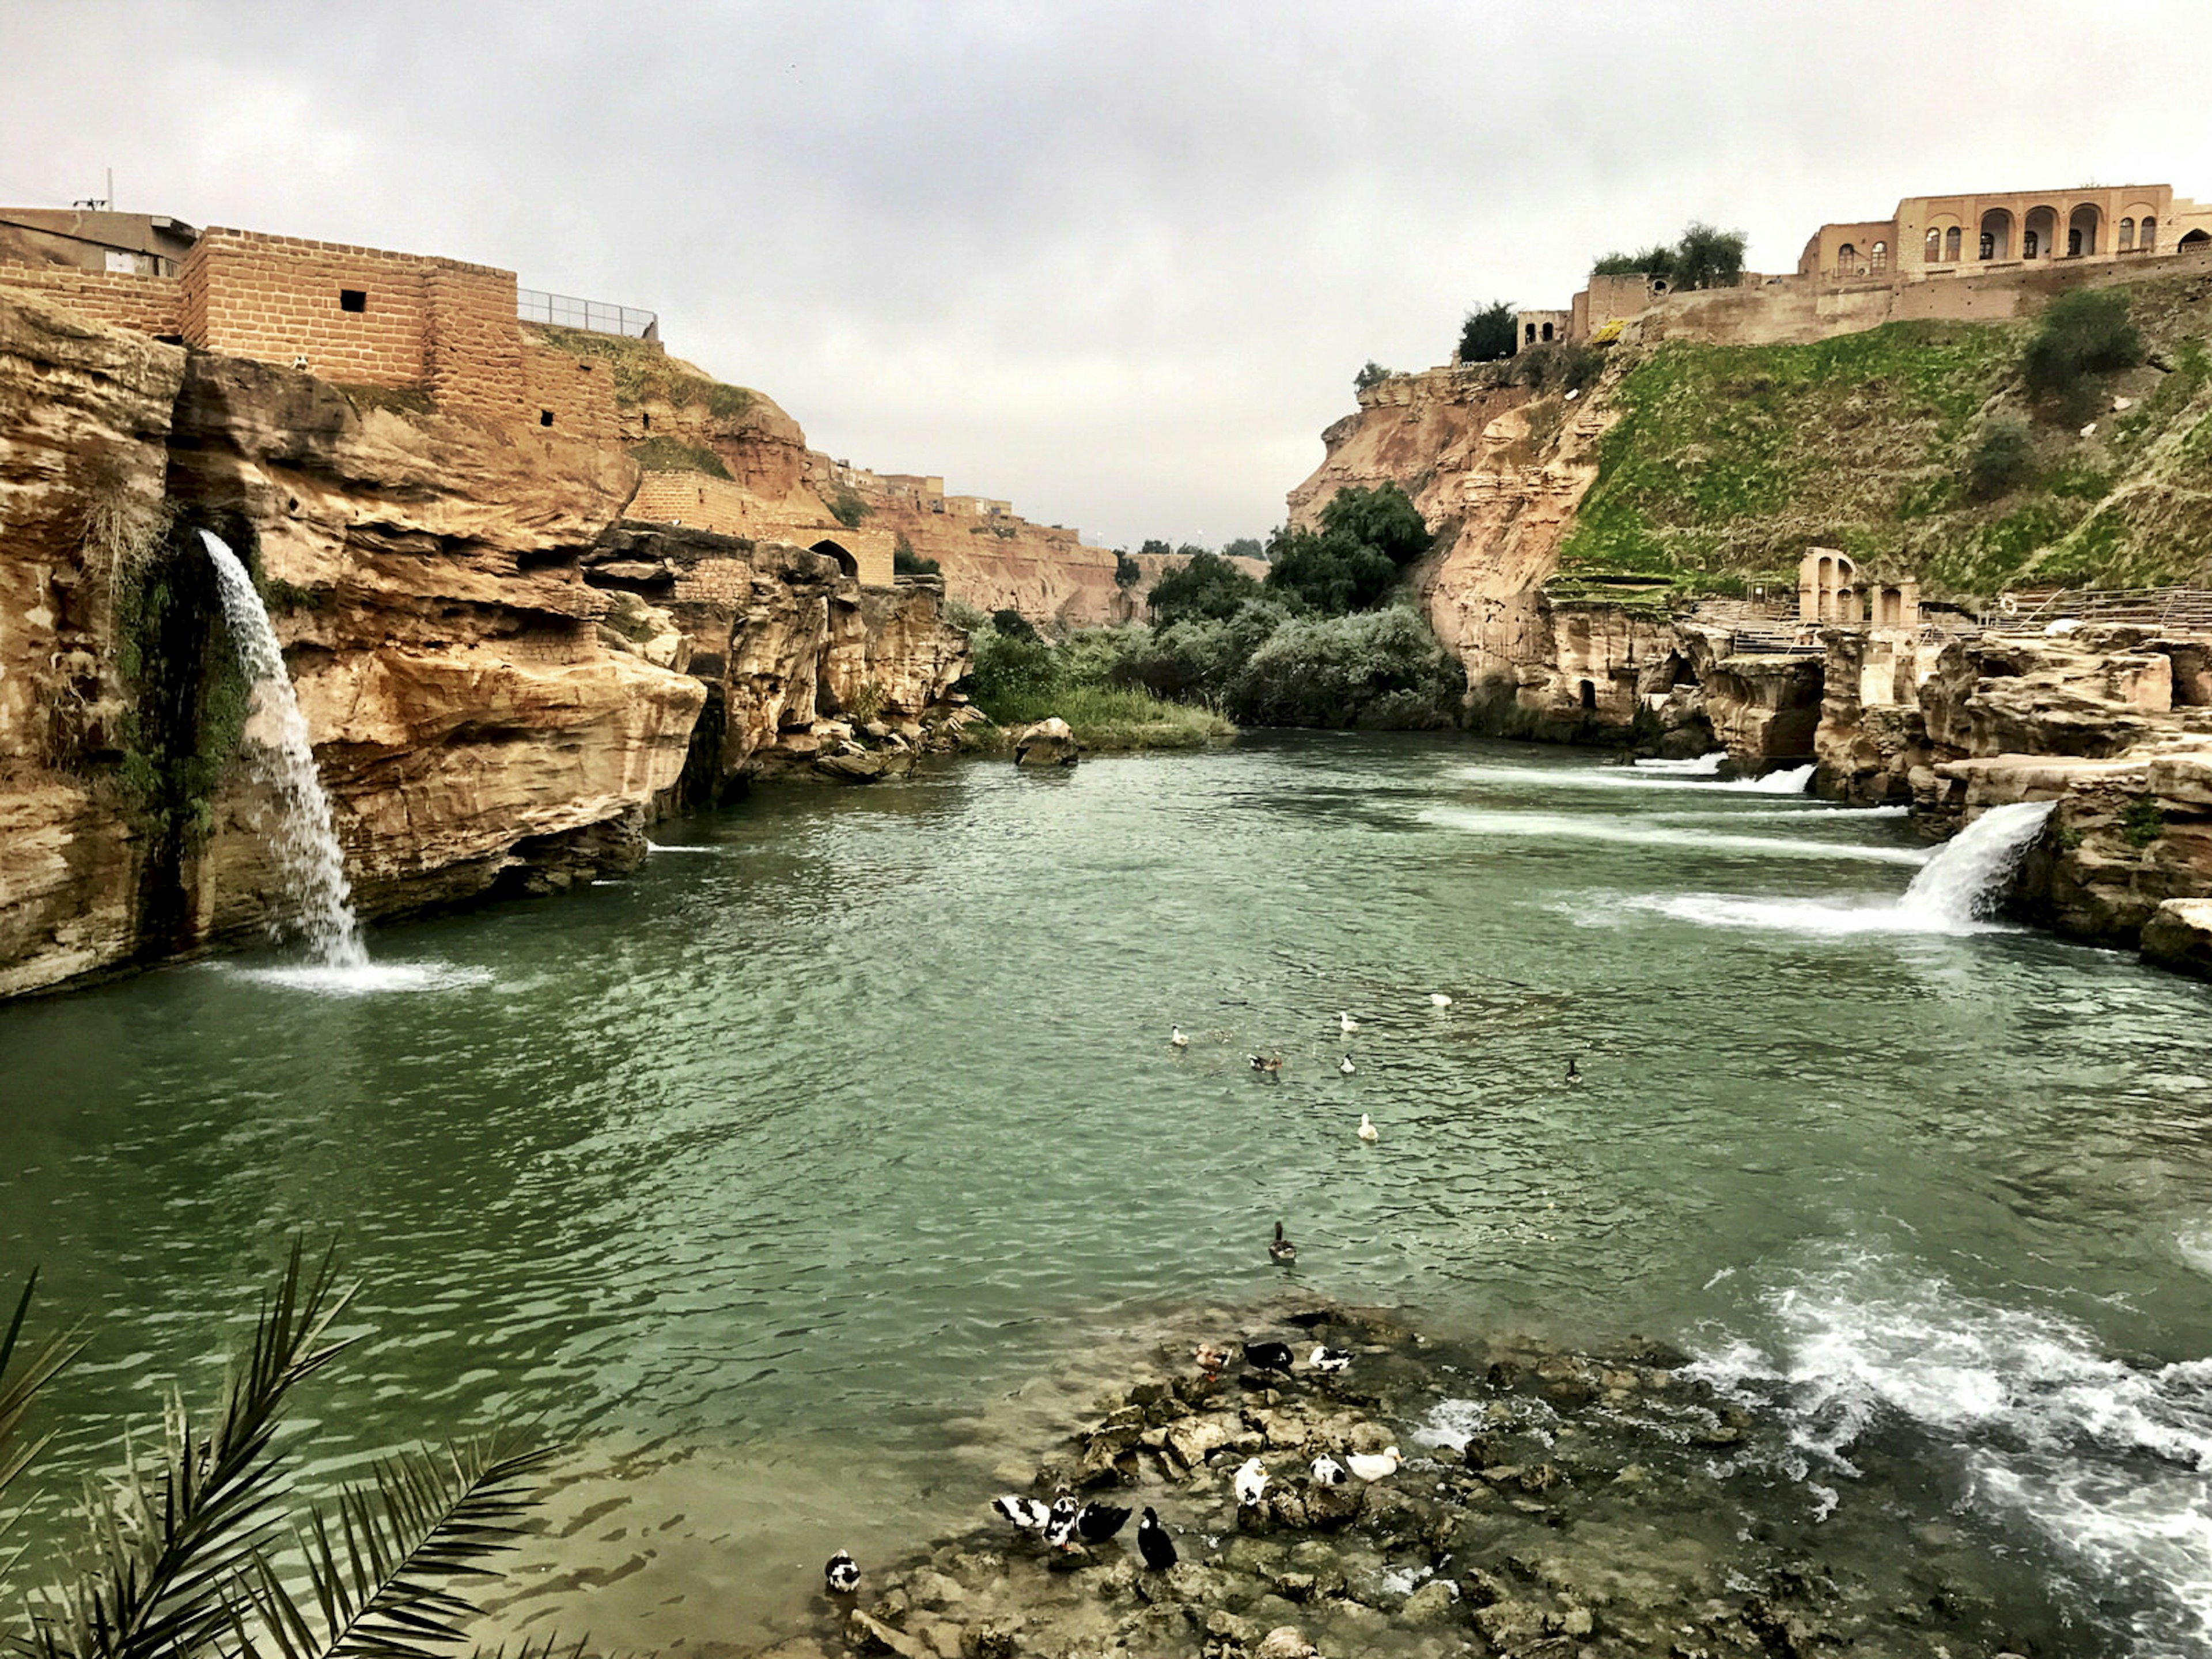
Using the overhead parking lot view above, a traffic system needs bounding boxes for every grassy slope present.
[976,685,1234,751]
[1556,266,2212,599]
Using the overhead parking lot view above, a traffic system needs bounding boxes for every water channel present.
[3,736,2209,1653]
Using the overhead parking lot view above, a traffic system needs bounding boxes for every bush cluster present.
[1590,221,1747,290]
[1459,300,1517,365]
[2022,288,2145,425]
[1966,417,2035,498]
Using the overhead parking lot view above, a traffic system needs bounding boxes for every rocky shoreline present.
[756,1305,2070,1659]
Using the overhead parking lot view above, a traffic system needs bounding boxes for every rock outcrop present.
[0,286,971,997]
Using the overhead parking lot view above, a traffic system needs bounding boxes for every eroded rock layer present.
[0,288,970,996]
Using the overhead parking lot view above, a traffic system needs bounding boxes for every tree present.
[1137,538,1174,562]
[1263,483,1433,617]
[1318,482,1431,567]
[893,535,940,577]
[1147,551,1262,627]
[1222,537,1264,563]
[1672,221,1747,290]
[1458,300,1517,364]
[1592,244,1676,279]
[1354,360,1395,392]
[990,606,1040,642]
[1113,549,1141,589]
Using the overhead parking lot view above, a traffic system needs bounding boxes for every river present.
[3,734,2209,1653]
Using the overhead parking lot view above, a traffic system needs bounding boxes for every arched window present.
[1540,321,1554,341]
[1872,240,1888,271]
[1925,229,1942,263]
[1525,323,1537,343]
[2142,217,2157,250]
[1837,241,1858,274]
[1979,231,1995,260]
[2119,218,2135,251]
[1945,226,1961,262]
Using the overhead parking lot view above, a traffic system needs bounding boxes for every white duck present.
[1233,1456,1270,1507]
[1340,1055,1355,1076]
[1429,993,1453,1007]
[1357,1112,1378,1143]
[1338,1012,1360,1035]
[1346,1446,1401,1482]
[1171,1025,1190,1048]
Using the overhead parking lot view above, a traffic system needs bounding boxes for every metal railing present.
[1982,586,2212,634]
[518,287,658,339]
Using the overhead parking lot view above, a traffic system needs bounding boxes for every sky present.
[4,1,2209,550]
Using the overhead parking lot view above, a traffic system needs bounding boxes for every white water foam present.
[2179,1226,2212,1278]
[646,842,726,854]
[1618,800,2055,938]
[1421,806,1929,865]
[202,531,366,968]
[1458,762,1816,796]
[1690,1257,2212,1655]
[216,961,495,995]
[1632,751,1729,774]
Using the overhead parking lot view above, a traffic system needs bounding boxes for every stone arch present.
[2181,228,2209,251]
[1979,207,2014,261]
[1925,228,1943,263]
[1541,321,1555,341]
[1837,241,1859,275]
[1944,226,1961,262]
[1872,240,1889,272]
[1578,679,1597,713]
[1798,547,1857,624]
[810,539,861,579]
[2067,203,2100,257]
[2119,217,2136,251]
[2024,204,2058,260]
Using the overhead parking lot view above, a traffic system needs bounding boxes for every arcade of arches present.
[1797,549,1918,629]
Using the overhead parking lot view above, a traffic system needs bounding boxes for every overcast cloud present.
[5,1,2209,548]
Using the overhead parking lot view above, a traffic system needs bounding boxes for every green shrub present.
[989,607,1039,641]
[2022,288,2144,423]
[1512,342,1605,395]
[1590,223,1744,288]
[2120,796,2166,849]
[968,624,1055,703]
[1354,360,1396,392]
[1149,550,1263,625]
[1227,607,1464,728]
[830,485,873,528]
[1967,418,2035,498]
[892,541,940,577]
[1458,301,1517,365]
[1114,549,1141,588]
[1263,483,1434,615]
[1221,536,1265,563]
[1593,245,1676,279]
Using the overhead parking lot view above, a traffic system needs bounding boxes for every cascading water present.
[1897,798,2055,923]
[200,529,368,968]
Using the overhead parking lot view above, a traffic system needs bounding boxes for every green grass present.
[629,436,731,479]
[975,685,1234,751]
[531,327,759,420]
[1555,274,2212,599]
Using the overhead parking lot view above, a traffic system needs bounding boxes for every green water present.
[4,735,2211,1652]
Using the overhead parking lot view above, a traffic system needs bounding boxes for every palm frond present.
[227,1441,556,1659]
[467,1635,592,1659]
[1,1270,89,1503]
[18,1241,356,1659]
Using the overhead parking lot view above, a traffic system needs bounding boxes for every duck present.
[1136,1506,1177,1570]
[1233,1456,1270,1506]
[824,1550,860,1594]
[1171,1025,1190,1048]
[1357,1112,1378,1144]
[1429,993,1453,1007]
[1243,1339,1295,1374]
[1309,1455,1348,1487]
[1075,1501,1132,1543]
[1194,1341,1232,1375]
[1566,1056,1582,1086]
[1346,1446,1402,1482]
[992,1494,1051,1532]
[1308,1345,1352,1373]
[1042,1494,1082,1550]
[1338,1011,1360,1035]
[1340,1054,1355,1076]
[1247,1053,1282,1075]
[1268,1222,1297,1264]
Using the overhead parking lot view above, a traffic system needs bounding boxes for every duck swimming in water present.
[1338,1011,1360,1035]
[1248,1052,1282,1075]
[824,1551,859,1594]
[1357,1112,1378,1143]
[1268,1222,1297,1264]
[1171,1025,1190,1048]
[1340,1054,1355,1075]
[1566,1057,1582,1085]
[1429,993,1453,1007]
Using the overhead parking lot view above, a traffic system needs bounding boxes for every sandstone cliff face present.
[0,289,970,997]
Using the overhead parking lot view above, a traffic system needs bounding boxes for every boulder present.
[1012,717,1080,767]
[2141,899,2212,979]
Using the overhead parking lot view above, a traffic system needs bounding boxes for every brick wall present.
[426,261,525,418]
[631,471,894,586]
[522,342,619,445]
[185,229,431,386]
[0,264,183,334]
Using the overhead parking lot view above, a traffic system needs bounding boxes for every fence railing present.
[518,287,658,340]
[1982,586,2212,634]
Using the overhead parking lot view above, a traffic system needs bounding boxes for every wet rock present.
[847,1609,931,1659]
[1164,1417,1231,1470]
[1473,1597,1547,1649]
[1268,1570,1317,1604]
[1252,1626,1319,1659]
[1011,717,1078,767]
[1204,1608,1263,1647]
[1398,1580,1459,1623]
[957,1622,1017,1659]
[904,1570,965,1611]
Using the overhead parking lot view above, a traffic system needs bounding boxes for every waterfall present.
[200,530,367,967]
[1899,799,2055,924]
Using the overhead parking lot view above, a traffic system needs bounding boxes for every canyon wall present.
[0,286,970,998]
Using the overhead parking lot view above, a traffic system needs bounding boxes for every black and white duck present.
[992,1494,1050,1532]
[824,1550,860,1594]
[1243,1338,1295,1374]
[1268,1222,1297,1264]
[1308,1344,1352,1373]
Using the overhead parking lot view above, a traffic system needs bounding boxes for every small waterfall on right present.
[1898,800,2056,924]
[200,529,368,968]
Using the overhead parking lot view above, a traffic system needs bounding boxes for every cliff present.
[0,286,969,998]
